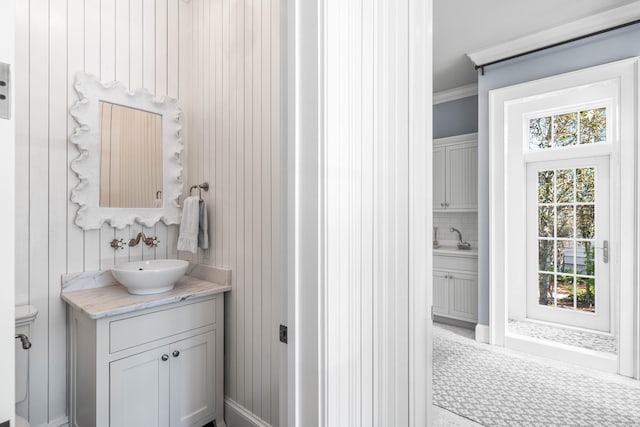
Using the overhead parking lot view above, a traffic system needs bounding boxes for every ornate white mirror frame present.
[70,72,183,230]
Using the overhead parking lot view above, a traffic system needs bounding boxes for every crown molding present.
[433,83,478,105]
[467,1,640,67]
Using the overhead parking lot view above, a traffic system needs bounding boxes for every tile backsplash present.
[433,212,478,245]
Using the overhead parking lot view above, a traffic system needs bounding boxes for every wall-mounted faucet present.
[128,232,160,248]
[450,227,471,250]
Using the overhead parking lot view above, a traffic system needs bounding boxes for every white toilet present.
[15,305,38,427]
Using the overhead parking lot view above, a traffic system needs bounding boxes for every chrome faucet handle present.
[457,241,472,250]
[110,238,127,250]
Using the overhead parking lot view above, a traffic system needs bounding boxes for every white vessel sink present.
[111,259,189,295]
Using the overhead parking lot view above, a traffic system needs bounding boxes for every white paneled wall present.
[178,0,282,424]
[15,0,281,426]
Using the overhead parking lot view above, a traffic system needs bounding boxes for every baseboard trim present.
[33,416,69,427]
[475,323,490,343]
[224,397,271,427]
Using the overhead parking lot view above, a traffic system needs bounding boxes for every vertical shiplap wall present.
[15,1,281,426]
[15,1,185,424]
[179,0,282,424]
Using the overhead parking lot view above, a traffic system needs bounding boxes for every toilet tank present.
[15,305,38,403]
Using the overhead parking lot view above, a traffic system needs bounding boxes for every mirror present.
[99,102,163,208]
[70,73,183,230]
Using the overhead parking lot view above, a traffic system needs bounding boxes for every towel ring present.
[189,182,209,201]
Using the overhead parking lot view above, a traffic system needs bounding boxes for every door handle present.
[595,241,608,264]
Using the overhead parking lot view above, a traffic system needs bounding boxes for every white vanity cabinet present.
[68,293,225,427]
[109,330,216,427]
[433,251,478,323]
[433,133,478,212]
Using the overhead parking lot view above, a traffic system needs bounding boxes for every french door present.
[526,156,610,332]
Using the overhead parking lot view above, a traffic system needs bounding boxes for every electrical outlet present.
[0,62,10,120]
[279,324,288,344]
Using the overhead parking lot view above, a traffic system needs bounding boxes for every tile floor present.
[433,322,640,426]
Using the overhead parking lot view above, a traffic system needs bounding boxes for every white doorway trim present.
[489,57,638,378]
[285,0,431,425]
[0,0,16,422]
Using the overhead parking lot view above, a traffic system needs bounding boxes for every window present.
[529,108,606,151]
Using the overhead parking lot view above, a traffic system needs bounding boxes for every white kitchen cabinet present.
[433,251,478,323]
[433,270,449,316]
[69,296,224,427]
[433,133,478,211]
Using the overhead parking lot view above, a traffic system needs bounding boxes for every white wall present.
[0,0,16,424]
[15,0,281,425]
[177,0,283,424]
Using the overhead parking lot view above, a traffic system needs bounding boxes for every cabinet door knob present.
[440,202,444,207]
[172,350,180,358]
[161,354,169,361]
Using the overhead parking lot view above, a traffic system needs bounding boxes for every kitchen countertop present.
[433,245,478,258]
[61,264,232,320]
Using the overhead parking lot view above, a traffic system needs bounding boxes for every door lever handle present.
[595,240,609,264]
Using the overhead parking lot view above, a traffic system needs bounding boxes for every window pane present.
[538,206,554,237]
[557,206,574,238]
[556,275,575,310]
[529,116,552,150]
[576,167,595,202]
[576,205,595,239]
[556,169,574,203]
[576,277,595,312]
[580,108,606,145]
[556,240,575,273]
[538,170,554,203]
[539,240,554,272]
[576,241,595,276]
[538,273,554,306]
[554,113,578,147]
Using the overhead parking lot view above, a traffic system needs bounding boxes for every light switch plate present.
[0,62,11,120]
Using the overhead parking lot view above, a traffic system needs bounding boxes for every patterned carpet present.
[434,325,640,426]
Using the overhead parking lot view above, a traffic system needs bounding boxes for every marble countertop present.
[61,264,232,320]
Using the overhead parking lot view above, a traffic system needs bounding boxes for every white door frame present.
[489,57,637,378]
[0,0,16,423]
[285,0,431,425]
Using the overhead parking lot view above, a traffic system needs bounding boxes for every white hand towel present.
[177,196,200,254]
[198,201,209,250]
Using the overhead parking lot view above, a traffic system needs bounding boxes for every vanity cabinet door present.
[110,345,170,427]
[169,331,216,427]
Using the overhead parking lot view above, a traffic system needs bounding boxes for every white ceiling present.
[434,0,638,93]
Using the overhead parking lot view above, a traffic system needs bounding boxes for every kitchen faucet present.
[450,227,471,250]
